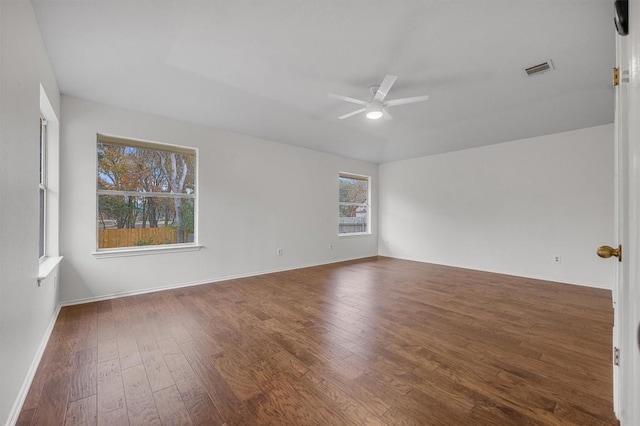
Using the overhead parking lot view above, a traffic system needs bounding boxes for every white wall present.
[0,1,61,425]
[59,96,378,303]
[379,124,615,289]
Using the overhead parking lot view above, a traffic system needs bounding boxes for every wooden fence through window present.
[98,227,178,248]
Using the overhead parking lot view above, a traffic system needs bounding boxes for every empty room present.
[2,0,640,425]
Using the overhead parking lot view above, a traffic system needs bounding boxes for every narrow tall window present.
[96,135,197,250]
[39,117,47,258]
[339,172,370,235]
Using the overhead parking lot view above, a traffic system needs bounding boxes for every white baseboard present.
[61,255,376,307]
[5,304,62,426]
[378,254,612,291]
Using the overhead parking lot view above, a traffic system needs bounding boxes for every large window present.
[39,117,47,258]
[339,172,370,235]
[97,135,197,250]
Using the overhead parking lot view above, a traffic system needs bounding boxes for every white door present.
[612,3,640,423]
[611,26,627,419]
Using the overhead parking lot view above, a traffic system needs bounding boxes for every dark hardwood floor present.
[17,256,618,425]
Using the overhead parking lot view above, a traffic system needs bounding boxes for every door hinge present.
[614,347,620,366]
[613,67,620,86]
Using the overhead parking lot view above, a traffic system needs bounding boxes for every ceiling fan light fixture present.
[366,110,383,120]
[366,102,383,120]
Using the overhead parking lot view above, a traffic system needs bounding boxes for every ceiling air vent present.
[524,60,554,76]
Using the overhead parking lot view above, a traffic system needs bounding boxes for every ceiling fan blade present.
[328,93,368,106]
[385,95,430,107]
[373,75,398,102]
[338,108,366,120]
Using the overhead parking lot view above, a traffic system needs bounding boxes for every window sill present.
[38,256,63,283]
[339,232,371,238]
[92,244,203,259]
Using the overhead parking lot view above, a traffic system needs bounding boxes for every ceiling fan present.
[329,75,429,120]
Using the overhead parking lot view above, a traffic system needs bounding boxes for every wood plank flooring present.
[17,256,618,425]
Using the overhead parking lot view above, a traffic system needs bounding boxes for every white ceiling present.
[32,0,615,163]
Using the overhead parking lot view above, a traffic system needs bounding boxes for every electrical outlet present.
[554,256,561,264]
[277,248,283,256]
[329,244,333,250]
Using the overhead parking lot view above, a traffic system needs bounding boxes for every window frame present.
[94,134,200,255]
[338,172,371,237]
[37,85,64,284]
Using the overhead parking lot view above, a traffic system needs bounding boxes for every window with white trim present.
[339,172,370,235]
[96,135,197,250]
[39,117,47,258]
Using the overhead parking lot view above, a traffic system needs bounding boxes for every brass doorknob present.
[597,245,622,261]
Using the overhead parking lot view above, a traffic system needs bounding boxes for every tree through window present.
[96,135,196,249]
[339,172,370,235]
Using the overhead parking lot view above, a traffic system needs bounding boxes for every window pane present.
[339,176,368,204]
[97,195,195,248]
[39,118,44,184]
[97,143,196,194]
[39,188,45,257]
[339,205,368,234]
